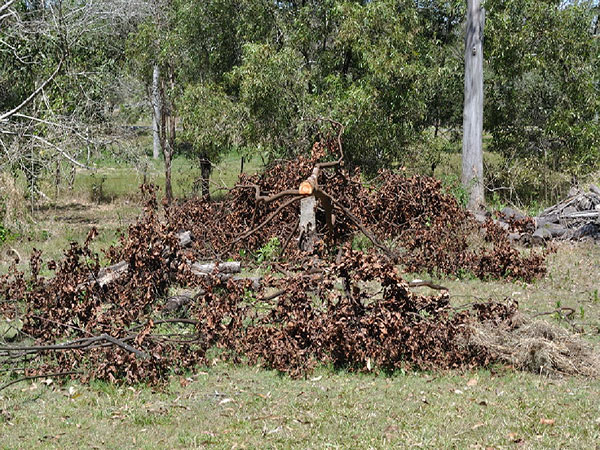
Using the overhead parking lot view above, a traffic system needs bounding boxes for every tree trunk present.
[462,0,485,211]
[162,66,176,203]
[164,141,173,202]
[200,157,211,200]
[152,64,161,160]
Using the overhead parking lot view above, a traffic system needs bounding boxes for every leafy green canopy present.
[485,0,600,177]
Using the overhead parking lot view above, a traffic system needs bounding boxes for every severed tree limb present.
[260,289,287,302]
[190,261,240,275]
[0,334,149,359]
[237,185,301,205]
[408,280,449,291]
[238,118,345,211]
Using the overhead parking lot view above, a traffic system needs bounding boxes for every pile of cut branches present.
[0,128,562,387]
[168,132,547,281]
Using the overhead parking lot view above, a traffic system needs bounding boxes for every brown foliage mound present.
[2,235,511,383]
[168,148,546,281]
[0,152,553,386]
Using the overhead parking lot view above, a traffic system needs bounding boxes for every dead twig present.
[0,334,148,359]
[0,371,81,393]
[232,195,304,244]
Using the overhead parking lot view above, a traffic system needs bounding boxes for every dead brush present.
[469,313,600,378]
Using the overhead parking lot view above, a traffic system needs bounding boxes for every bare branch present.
[25,133,91,169]
[0,58,64,122]
[12,113,96,145]
[0,0,15,15]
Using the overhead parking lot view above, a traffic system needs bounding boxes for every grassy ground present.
[2,155,600,448]
[1,362,599,448]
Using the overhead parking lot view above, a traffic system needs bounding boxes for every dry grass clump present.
[470,313,600,378]
[0,172,29,229]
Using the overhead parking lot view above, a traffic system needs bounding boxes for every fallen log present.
[190,271,261,289]
[590,184,600,197]
[163,292,200,314]
[408,279,448,291]
[88,231,194,288]
[559,210,600,220]
[190,261,241,276]
[96,260,128,287]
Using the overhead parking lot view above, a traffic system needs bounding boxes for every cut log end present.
[299,181,313,195]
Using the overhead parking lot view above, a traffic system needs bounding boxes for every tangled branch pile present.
[169,142,547,281]
[0,142,563,387]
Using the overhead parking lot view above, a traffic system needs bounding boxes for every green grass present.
[2,241,600,448]
[1,363,599,448]
[65,152,263,204]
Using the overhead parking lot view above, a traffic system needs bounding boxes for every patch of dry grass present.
[471,314,600,378]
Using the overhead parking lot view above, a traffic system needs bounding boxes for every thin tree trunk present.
[165,68,176,203]
[462,0,485,211]
[68,164,75,191]
[164,147,173,202]
[163,110,174,203]
[54,160,61,199]
[152,64,161,160]
[200,158,211,200]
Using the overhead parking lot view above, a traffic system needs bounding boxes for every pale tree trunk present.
[462,0,485,211]
[151,64,161,160]
[299,196,317,252]
[200,157,211,200]
[162,65,176,203]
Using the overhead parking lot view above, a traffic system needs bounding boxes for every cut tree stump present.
[299,195,317,252]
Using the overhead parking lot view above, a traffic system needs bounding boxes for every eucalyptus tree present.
[462,0,485,211]
[484,0,600,200]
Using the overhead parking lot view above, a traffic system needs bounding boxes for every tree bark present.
[299,195,317,252]
[162,65,176,203]
[151,64,161,160]
[164,142,173,202]
[462,0,485,211]
[190,261,241,275]
[200,157,211,200]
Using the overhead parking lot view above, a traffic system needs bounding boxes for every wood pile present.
[488,185,600,245]
[533,185,600,243]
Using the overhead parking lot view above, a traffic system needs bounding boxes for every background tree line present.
[1,0,599,207]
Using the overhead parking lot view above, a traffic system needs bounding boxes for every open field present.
[2,156,600,448]
[1,358,600,448]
